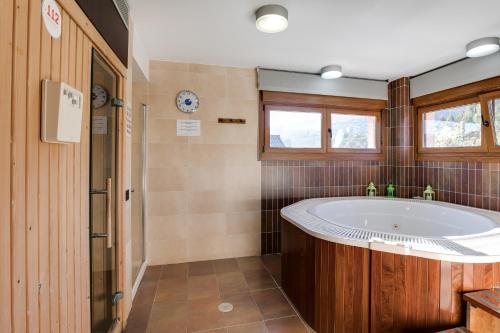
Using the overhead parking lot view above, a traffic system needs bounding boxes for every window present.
[268,109,322,149]
[260,91,386,160]
[329,111,380,153]
[416,89,500,159]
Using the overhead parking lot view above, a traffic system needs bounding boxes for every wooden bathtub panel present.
[282,222,370,333]
[282,221,500,333]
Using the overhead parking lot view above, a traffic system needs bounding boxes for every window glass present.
[330,113,377,149]
[269,110,322,148]
[422,102,481,148]
[489,98,500,145]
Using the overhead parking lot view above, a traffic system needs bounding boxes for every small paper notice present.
[92,115,107,135]
[177,120,201,136]
[126,104,132,137]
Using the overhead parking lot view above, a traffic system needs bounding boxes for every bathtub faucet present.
[366,182,377,197]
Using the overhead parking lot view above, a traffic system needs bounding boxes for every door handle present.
[106,177,112,249]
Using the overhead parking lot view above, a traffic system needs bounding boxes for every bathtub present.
[280,197,500,332]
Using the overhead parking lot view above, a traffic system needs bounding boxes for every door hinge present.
[111,98,124,107]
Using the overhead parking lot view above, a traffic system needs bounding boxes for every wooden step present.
[437,327,471,333]
[463,289,500,333]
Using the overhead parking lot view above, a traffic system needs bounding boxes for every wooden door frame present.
[57,0,128,330]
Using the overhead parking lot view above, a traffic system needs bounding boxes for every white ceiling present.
[129,0,500,80]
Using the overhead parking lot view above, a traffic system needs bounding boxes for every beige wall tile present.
[225,211,261,235]
[148,167,189,192]
[145,61,261,265]
[187,213,226,239]
[188,190,226,214]
[148,191,188,216]
[147,215,188,241]
[148,239,188,265]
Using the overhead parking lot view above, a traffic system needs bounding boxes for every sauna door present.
[89,50,120,333]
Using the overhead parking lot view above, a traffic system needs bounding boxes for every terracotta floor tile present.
[187,296,225,332]
[236,257,265,272]
[261,255,281,277]
[161,263,188,279]
[265,316,307,333]
[217,272,249,296]
[214,258,240,274]
[226,322,267,333]
[251,289,295,320]
[123,304,151,333]
[132,281,157,308]
[148,300,188,333]
[242,269,276,291]
[155,277,188,303]
[189,261,215,276]
[221,293,263,326]
[143,265,163,282]
[188,275,219,300]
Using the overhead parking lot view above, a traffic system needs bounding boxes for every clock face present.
[176,90,199,113]
[92,84,108,109]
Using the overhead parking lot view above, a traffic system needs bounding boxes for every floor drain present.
[218,302,234,313]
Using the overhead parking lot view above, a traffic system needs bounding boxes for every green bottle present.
[386,182,395,198]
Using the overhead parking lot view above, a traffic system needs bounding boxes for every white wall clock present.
[92,84,108,109]
[176,90,199,113]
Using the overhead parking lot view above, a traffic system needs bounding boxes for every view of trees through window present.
[490,98,500,145]
[423,102,481,148]
[330,113,376,149]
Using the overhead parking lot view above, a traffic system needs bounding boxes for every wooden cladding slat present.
[282,221,370,333]
[3,0,124,331]
[282,221,500,333]
[0,0,14,331]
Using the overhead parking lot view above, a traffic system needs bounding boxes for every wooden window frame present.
[413,76,500,161]
[259,91,387,161]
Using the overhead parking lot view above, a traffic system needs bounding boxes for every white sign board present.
[177,120,201,137]
[126,104,132,137]
[42,0,62,39]
[92,116,107,135]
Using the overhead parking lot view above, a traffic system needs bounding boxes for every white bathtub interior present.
[308,199,499,239]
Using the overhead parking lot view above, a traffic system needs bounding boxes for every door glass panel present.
[488,98,500,145]
[131,100,146,282]
[422,102,481,148]
[90,51,118,333]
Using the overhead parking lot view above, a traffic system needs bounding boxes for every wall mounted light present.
[466,37,500,58]
[255,4,288,33]
[321,65,343,79]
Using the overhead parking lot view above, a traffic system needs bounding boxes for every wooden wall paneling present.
[80,35,92,333]
[11,0,29,331]
[66,18,77,332]
[58,10,70,331]
[440,261,453,326]
[334,244,345,333]
[370,251,382,333]
[49,17,62,331]
[38,4,53,332]
[392,253,407,332]
[2,0,126,330]
[450,263,464,325]
[26,0,42,330]
[74,27,84,333]
[0,0,14,331]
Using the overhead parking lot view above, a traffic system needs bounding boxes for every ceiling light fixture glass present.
[255,4,288,33]
[321,65,343,79]
[466,37,500,58]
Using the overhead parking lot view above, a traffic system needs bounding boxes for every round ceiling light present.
[255,4,288,33]
[466,37,500,58]
[321,65,343,79]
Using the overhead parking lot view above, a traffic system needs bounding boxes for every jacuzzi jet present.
[392,224,400,231]
[218,302,234,313]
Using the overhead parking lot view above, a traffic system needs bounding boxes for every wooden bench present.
[463,288,500,333]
